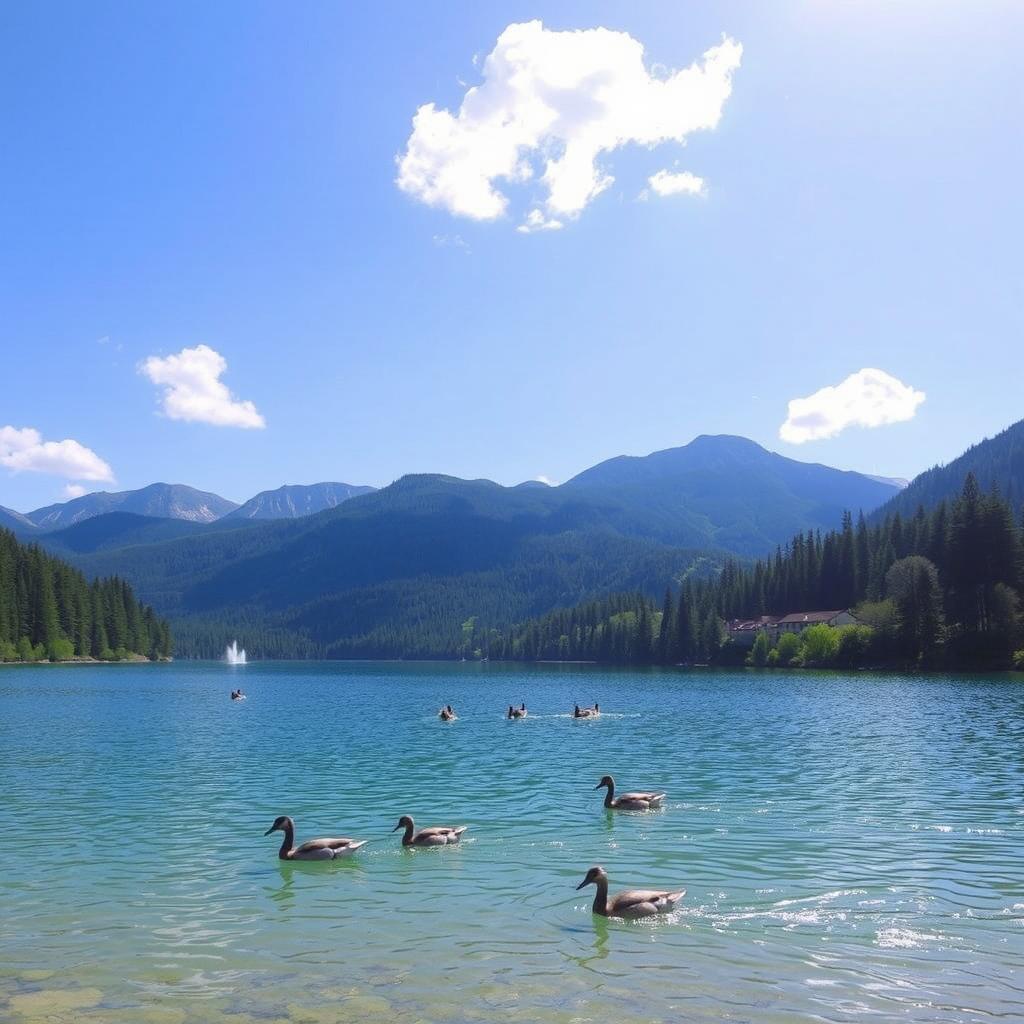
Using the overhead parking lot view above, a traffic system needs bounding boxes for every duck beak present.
[263,826,276,836]
[576,879,590,890]
[391,823,402,832]
[593,782,603,789]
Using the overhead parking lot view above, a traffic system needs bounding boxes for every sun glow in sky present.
[1,2,1021,510]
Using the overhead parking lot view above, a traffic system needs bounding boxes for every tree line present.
[487,473,1024,670]
[0,528,170,662]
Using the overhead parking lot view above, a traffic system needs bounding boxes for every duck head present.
[392,815,414,833]
[264,815,293,836]
[594,775,614,790]
[576,865,608,890]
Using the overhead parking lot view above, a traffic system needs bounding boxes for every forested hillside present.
[562,434,899,553]
[495,473,1024,670]
[875,417,1024,521]
[0,529,170,662]
[43,438,900,659]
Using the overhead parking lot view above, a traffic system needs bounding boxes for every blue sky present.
[2,1,1021,511]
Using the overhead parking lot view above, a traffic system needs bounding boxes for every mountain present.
[562,434,901,553]
[40,512,216,555]
[27,483,239,530]
[224,482,376,520]
[866,474,910,490]
[66,473,720,659]
[54,437,899,660]
[875,417,1024,521]
[0,505,37,535]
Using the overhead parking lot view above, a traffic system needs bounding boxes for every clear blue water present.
[2,661,1024,1024]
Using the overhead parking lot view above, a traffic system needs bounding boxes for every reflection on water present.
[1,661,1024,1023]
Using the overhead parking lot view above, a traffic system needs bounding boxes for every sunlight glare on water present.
[2,661,1023,1023]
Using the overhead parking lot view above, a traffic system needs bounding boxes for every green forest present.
[488,474,1024,671]
[0,528,170,662]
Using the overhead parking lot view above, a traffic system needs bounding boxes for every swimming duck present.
[392,815,468,847]
[595,775,666,811]
[439,705,457,721]
[575,865,685,919]
[507,703,527,719]
[263,815,367,860]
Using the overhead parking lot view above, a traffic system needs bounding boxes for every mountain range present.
[6,481,376,533]
[6,423,1020,660]
[20,434,904,659]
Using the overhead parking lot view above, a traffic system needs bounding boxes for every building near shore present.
[727,610,859,646]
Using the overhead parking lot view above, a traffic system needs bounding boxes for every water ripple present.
[1,662,1023,1023]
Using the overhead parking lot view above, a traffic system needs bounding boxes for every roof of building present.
[776,610,848,625]
[727,616,781,631]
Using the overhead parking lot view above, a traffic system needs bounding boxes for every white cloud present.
[644,168,706,198]
[534,474,557,486]
[780,368,926,444]
[140,344,265,429]
[397,21,741,227]
[0,426,115,481]
[64,483,88,499]
[517,209,564,234]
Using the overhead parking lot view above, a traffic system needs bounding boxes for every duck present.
[595,774,666,811]
[393,815,468,847]
[439,705,457,721]
[576,865,685,919]
[507,703,527,719]
[263,815,367,860]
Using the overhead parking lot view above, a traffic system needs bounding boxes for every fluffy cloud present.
[64,484,88,499]
[0,426,114,481]
[140,345,265,429]
[397,21,741,230]
[780,369,926,444]
[645,169,706,198]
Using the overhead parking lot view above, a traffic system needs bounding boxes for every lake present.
[2,661,1023,1023]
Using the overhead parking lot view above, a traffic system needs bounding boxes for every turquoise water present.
[2,662,1024,1024]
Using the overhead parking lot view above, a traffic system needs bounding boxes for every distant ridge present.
[866,474,909,490]
[224,482,376,520]
[28,483,239,530]
[0,504,38,534]
[562,434,901,553]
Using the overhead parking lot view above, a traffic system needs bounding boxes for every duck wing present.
[618,790,667,805]
[609,888,686,917]
[294,836,364,856]
[414,825,468,844]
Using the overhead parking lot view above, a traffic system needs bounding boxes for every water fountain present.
[225,640,247,665]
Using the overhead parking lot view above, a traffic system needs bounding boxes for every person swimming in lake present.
[439,705,457,721]
[231,689,245,701]
[508,703,527,719]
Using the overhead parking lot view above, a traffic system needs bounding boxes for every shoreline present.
[0,655,171,666]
